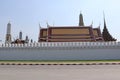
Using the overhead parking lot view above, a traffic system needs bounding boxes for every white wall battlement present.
[0,42,120,48]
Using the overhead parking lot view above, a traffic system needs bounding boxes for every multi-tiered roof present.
[39,13,115,42]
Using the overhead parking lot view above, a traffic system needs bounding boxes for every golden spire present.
[79,11,84,26]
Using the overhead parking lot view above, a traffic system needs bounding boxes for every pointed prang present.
[19,31,22,40]
[102,13,116,41]
[25,36,29,43]
[79,12,84,26]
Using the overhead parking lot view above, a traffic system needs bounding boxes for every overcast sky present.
[0,0,120,42]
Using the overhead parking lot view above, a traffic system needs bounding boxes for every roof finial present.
[53,21,55,26]
[46,21,50,28]
[103,11,105,19]
[99,22,101,27]
[103,11,107,28]
[90,20,93,27]
[39,23,42,30]
[98,23,101,29]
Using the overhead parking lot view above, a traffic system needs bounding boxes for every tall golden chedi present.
[5,22,12,43]
[79,13,84,26]
[38,13,104,42]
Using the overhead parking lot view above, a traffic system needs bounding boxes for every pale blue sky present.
[0,0,120,42]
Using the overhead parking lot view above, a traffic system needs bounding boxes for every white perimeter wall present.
[0,47,120,60]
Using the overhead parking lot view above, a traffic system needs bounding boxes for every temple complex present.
[11,31,29,44]
[38,13,104,42]
[5,13,116,43]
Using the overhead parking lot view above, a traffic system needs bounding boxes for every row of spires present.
[5,12,116,43]
[5,22,32,43]
[38,12,107,28]
[79,12,116,41]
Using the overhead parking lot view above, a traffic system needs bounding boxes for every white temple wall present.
[0,47,120,60]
